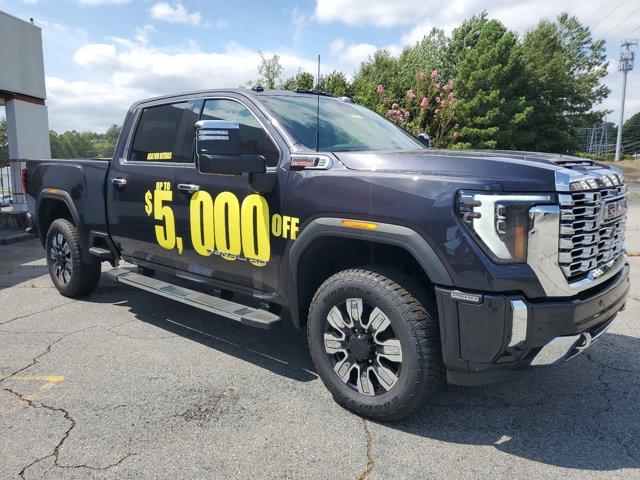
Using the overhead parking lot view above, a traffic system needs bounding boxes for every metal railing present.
[0,159,13,209]
[0,159,27,211]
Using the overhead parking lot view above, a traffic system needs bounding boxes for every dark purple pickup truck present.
[24,89,629,420]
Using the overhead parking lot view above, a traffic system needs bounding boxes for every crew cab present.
[24,89,630,420]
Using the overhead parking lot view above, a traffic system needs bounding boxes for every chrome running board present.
[105,268,280,329]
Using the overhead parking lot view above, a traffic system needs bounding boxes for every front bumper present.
[435,262,630,386]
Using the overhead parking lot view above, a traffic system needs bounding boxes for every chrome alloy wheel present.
[50,233,73,284]
[323,298,403,396]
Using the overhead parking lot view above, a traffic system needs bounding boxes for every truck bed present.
[25,158,111,255]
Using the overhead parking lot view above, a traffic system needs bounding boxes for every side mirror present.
[417,133,431,148]
[195,120,266,175]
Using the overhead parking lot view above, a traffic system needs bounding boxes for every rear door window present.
[130,102,191,162]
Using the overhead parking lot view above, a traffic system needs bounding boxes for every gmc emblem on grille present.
[603,199,626,222]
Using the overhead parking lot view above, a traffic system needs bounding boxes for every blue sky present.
[0,0,638,132]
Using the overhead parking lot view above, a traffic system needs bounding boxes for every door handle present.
[177,183,200,194]
[111,177,127,187]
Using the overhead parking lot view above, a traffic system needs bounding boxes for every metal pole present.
[615,70,628,161]
[615,39,637,161]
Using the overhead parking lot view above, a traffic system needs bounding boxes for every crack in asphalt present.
[5,388,135,478]
[0,318,146,385]
[583,351,640,374]
[355,419,375,480]
[0,300,78,327]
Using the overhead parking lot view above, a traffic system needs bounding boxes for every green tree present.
[94,124,121,158]
[50,130,97,158]
[623,111,640,137]
[444,13,489,79]
[318,70,350,97]
[282,70,315,91]
[522,14,609,152]
[0,118,8,159]
[254,52,283,89]
[351,49,401,112]
[453,19,533,149]
[397,28,448,90]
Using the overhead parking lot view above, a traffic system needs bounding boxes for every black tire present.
[307,267,444,421]
[46,219,101,298]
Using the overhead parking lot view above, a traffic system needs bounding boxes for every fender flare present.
[285,217,453,327]
[36,189,89,261]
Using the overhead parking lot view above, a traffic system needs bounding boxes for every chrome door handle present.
[111,177,127,187]
[177,183,200,193]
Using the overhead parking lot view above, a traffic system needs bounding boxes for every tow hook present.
[575,332,592,352]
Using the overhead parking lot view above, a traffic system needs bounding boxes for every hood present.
[332,149,618,192]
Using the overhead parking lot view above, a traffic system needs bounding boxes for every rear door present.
[172,95,293,296]
[107,100,195,268]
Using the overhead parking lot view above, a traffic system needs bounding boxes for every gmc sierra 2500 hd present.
[25,89,629,420]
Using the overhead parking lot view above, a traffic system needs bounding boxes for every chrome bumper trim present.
[508,300,527,347]
[530,316,615,366]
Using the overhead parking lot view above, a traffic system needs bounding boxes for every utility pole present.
[615,39,637,161]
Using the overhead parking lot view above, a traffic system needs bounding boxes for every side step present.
[105,268,280,329]
[89,246,115,260]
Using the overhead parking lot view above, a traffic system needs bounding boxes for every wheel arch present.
[285,218,453,328]
[36,190,87,257]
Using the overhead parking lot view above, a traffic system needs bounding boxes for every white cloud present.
[290,6,308,44]
[75,0,130,5]
[316,0,428,27]
[149,2,203,26]
[216,19,230,29]
[330,38,344,56]
[46,32,322,131]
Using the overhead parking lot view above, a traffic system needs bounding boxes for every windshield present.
[258,95,425,152]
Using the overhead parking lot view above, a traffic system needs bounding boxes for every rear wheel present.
[307,267,444,421]
[46,219,101,297]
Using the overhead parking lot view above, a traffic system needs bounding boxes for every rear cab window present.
[129,102,192,163]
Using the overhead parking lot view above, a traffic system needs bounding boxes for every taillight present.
[21,168,27,193]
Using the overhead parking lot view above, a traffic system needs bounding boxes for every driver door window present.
[200,99,279,167]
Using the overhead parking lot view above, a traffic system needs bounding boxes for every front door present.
[172,95,293,297]
[107,100,194,269]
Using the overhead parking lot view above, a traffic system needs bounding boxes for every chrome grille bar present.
[558,183,627,281]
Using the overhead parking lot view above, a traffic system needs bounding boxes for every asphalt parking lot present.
[1,199,639,479]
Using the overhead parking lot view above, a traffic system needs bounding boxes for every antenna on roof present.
[315,54,320,152]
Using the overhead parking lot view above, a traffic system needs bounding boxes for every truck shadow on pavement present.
[393,331,640,471]
[88,279,318,383]
[88,280,639,472]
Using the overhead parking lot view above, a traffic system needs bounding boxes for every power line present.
[600,5,640,37]
[586,0,615,21]
[591,0,627,30]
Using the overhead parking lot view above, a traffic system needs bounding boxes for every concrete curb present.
[0,232,34,245]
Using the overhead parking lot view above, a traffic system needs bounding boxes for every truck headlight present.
[456,191,554,263]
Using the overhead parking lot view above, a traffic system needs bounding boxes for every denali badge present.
[450,291,483,303]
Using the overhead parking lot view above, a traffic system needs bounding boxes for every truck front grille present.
[558,181,627,281]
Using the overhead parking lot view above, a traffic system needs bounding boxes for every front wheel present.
[46,219,101,297]
[307,267,444,421]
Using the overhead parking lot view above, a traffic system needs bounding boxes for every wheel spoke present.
[357,368,375,396]
[62,268,70,283]
[327,305,352,332]
[371,360,399,391]
[334,357,356,384]
[57,234,64,247]
[376,339,403,362]
[324,333,346,354]
[346,298,363,327]
[368,307,391,339]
